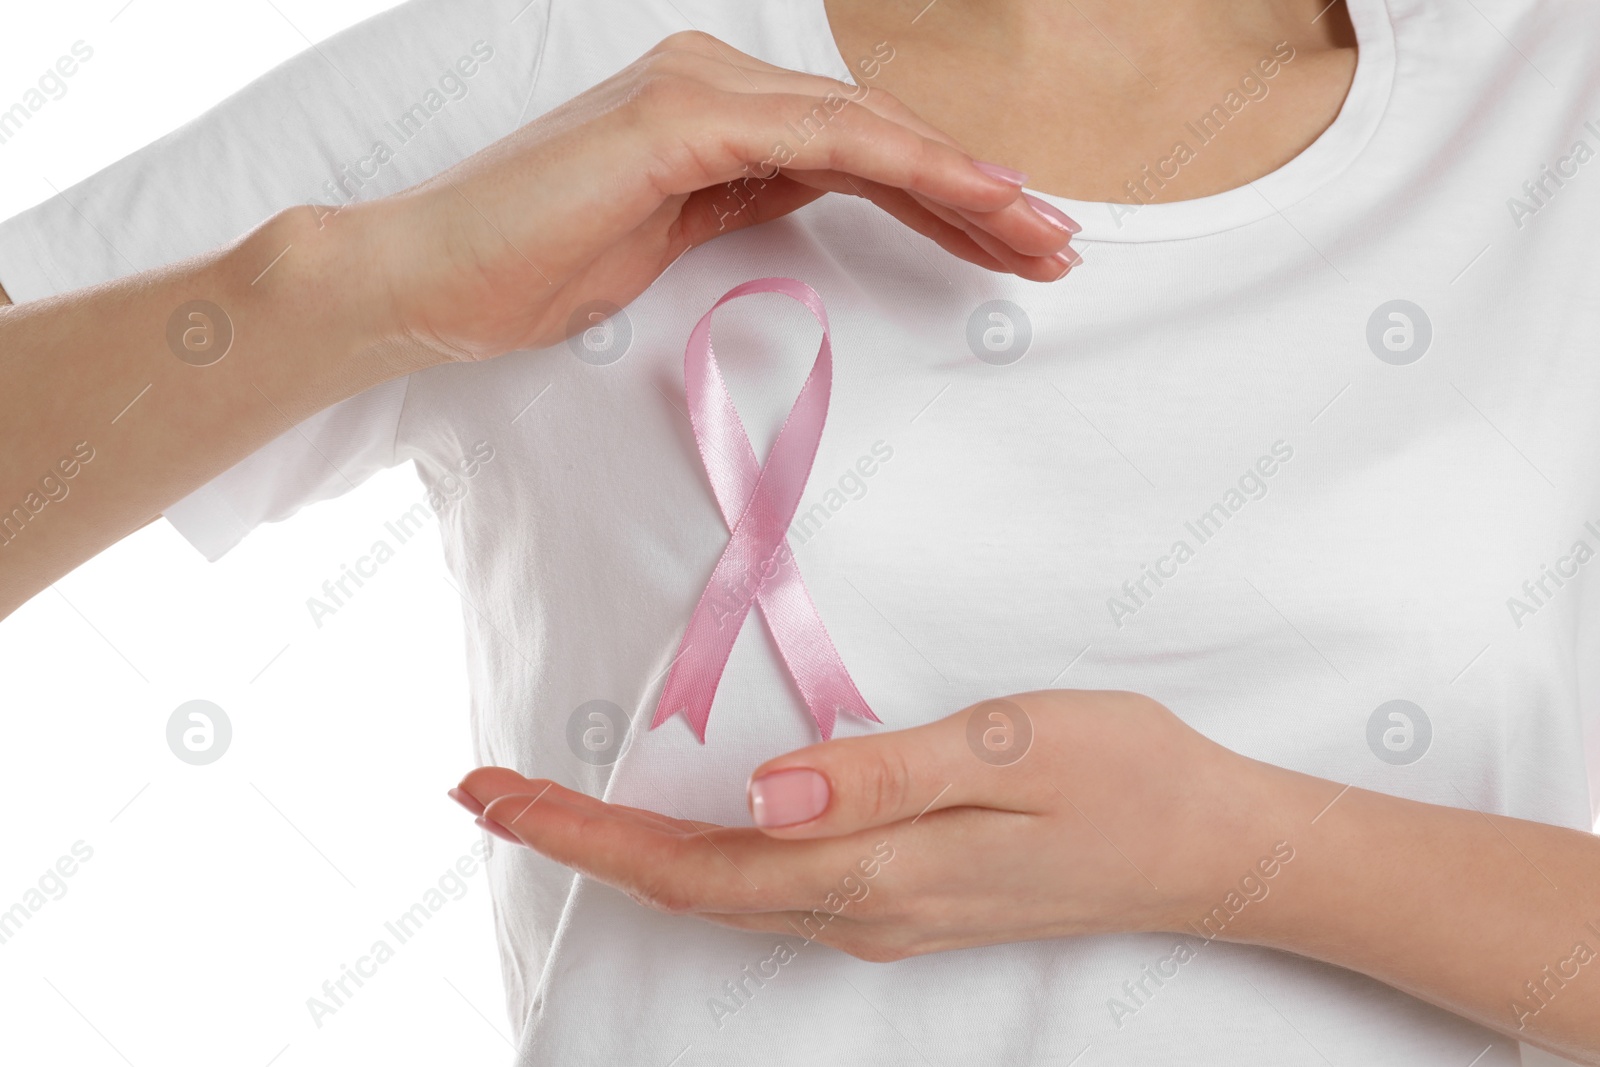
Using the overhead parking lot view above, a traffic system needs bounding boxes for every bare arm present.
[459,691,1600,1062]
[1242,760,1600,1062]
[0,206,417,617]
[0,32,1075,620]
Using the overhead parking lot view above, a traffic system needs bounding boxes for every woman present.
[2,0,1597,1062]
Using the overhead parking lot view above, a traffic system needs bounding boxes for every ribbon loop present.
[651,278,879,743]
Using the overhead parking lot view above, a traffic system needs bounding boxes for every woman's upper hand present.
[0,30,1079,616]
[344,30,1080,366]
[454,690,1261,962]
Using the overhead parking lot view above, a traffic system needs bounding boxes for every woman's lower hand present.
[452,690,1271,961]
[334,30,1079,367]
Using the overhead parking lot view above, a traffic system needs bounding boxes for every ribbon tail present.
[651,639,720,744]
[650,526,768,742]
[650,687,710,744]
[756,556,877,741]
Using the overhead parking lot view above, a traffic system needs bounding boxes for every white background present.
[0,4,510,1066]
[0,3,1586,1066]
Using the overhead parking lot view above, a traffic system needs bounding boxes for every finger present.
[481,785,871,915]
[791,171,1032,273]
[653,85,1025,215]
[457,772,706,834]
[746,699,1048,839]
[698,909,869,945]
[452,765,539,815]
[665,51,1079,258]
[675,171,827,244]
[902,186,1082,278]
[891,187,1079,281]
[787,93,1080,260]
[681,170,1013,275]
[947,206,1082,281]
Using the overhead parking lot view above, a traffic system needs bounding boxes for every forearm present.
[1222,759,1600,1062]
[0,202,429,618]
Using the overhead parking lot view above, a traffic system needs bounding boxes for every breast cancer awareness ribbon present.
[651,277,879,743]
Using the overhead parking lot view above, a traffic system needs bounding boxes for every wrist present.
[237,202,446,387]
[1151,745,1327,941]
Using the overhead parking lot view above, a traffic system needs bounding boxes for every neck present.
[824,0,1358,203]
[869,0,1348,80]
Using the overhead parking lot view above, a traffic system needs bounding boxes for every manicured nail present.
[1024,193,1082,234]
[448,787,485,816]
[476,814,523,844]
[748,768,830,828]
[972,160,1028,187]
[1052,246,1083,278]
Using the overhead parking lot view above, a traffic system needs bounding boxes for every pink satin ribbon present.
[651,277,879,743]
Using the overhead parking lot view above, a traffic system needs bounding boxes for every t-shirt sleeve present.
[0,0,549,561]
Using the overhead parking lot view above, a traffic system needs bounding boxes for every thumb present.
[745,700,1037,839]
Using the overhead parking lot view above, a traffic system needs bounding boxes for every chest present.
[416,198,1600,825]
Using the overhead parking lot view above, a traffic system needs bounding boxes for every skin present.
[461,691,1600,1061]
[0,33,1072,617]
[825,0,1360,203]
[4,0,1598,1058]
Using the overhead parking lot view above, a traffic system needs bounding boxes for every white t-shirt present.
[4,0,1599,1062]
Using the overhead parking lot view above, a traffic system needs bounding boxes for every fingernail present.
[748,768,830,828]
[1024,193,1082,235]
[1052,246,1083,278]
[476,814,523,845]
[972,160,1028,187]
[448,787,485,816]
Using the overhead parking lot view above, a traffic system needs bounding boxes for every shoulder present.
[1392,0,1600,88]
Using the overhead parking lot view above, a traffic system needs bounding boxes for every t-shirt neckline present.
[794,0,1395,244]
